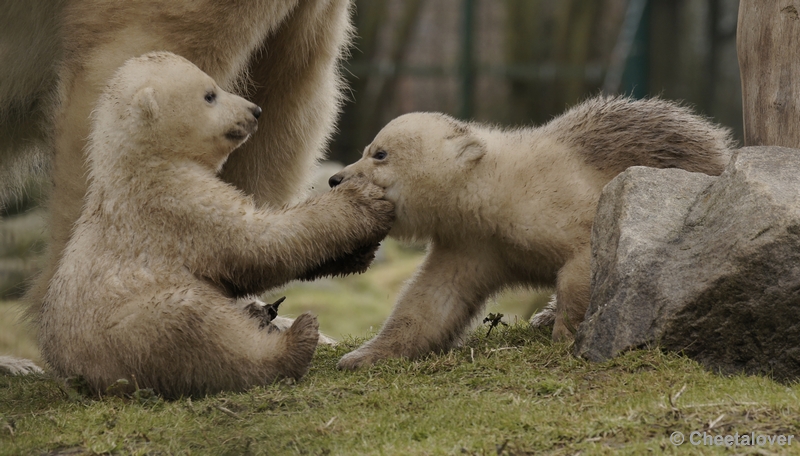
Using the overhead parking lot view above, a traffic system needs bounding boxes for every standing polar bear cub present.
[331,96,733,369]
[39,52,394,397]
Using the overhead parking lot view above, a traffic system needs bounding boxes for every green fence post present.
[622,0,651,98]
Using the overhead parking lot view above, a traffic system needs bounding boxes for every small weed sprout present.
[483,312,508,336]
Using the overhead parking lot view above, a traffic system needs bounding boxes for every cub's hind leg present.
[552,247,592,342]
[272,312,321,381]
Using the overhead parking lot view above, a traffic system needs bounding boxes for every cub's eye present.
[373,150,387,160]
[204,91,216,104]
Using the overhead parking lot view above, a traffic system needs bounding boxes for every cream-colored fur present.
[0,0,354,376]
[0,1,63,205]
[39,52,392,397]
[331,96,734,369]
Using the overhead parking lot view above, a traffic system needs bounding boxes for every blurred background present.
[329,0,742,164]
[1,0,743,358]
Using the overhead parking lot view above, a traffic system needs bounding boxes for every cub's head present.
[92,51,261,172]
[330,112,486,241]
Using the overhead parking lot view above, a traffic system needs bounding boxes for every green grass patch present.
[2,240,798,454]
[3,325,800,454]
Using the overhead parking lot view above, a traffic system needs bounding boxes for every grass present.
[3,327,800,455]
[2,240,800,454]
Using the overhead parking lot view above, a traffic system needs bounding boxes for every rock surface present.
[575,147,800,381]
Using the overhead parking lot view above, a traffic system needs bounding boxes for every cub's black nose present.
[252,106,262,119]
[328,174,343,188]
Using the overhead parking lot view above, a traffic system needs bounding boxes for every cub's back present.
[541,96,734,179]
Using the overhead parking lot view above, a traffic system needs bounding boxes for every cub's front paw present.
[336,177,395,238]
[337,346,394,370]
[298,242,381,281]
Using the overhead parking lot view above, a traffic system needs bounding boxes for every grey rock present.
[575,147,800,381]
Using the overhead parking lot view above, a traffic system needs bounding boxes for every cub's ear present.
[133,87,158,121]
[453,136,486,164]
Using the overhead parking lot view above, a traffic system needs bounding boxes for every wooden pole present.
[737,0,800,147]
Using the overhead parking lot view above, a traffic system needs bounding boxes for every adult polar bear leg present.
[552,247,592,342]
[220,0,353,206]
[0,0,63,207]
[338,242,501,370]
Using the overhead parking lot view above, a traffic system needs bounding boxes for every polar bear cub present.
[39,52,394,397]
[331,96,733,369]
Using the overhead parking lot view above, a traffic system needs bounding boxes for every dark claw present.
[246,296,286,329]
[265,296,285,321]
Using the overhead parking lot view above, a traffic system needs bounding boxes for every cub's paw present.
[280,313,320,380]
[335,177,395,237]
[529,294,557,328]
[337,346,393,371]
[298,242,382,281]
[271,315,337,345]
[0,356,44,376]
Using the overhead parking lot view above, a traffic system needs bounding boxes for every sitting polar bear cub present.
[331,96,733,369]
[39,52,394,397]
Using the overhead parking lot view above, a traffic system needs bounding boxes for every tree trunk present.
[737,0,800,147]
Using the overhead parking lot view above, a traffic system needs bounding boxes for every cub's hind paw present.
[337,346,389,371]
[280,312,320,380]
[0,356,44,376]
[529,294,557,328]
[271,315,337,344]
[286,312,320,342]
